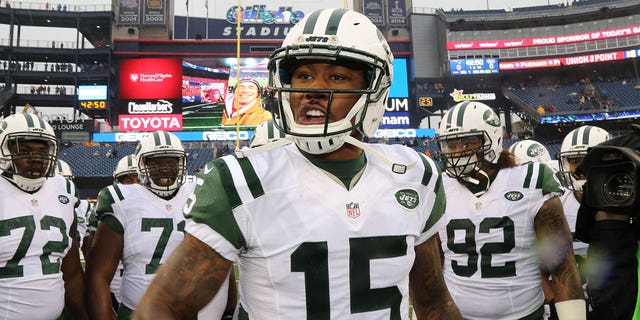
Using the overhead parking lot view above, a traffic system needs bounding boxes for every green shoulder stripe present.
[417,153,446,233]
[424,175,446,233]
[418,152,434,187]
[538,163,563,195]
[523,162,534,188]
[185,158,246,250]
[215,159,243,208]
[235,155,265,199]
[95,184,118,219]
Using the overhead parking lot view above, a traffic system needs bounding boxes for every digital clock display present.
[80,100,107,109]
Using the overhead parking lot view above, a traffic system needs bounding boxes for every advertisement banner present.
[49,120,95,132]
[118,0,140,26]
[363,0,384,26]
[119,114,183,132]
[387,0,407,26]
[119,58,182,100]
[447,25,640,50]
[143,0,166,25]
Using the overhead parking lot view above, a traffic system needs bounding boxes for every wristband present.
[555,299,586,320]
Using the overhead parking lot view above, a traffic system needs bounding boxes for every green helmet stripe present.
[152,131,161,146]
[570,128,579,146]
[581,126,592,144]
[456,101,470,127]
[325,8,347,35]
[302,10,322,34]
[35,114,47,129]
[23,113,35,128]
[267,122,275,139]
[127,155,134,167]
[445,103,455,129]
[162,131,172,146]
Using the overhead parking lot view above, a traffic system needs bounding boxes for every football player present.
[54,159,94,260]
[0,113,88,319]
[435,101,585,320]
[134,8,461,320]
[248,119,287,148]
[508,139,554,167]
[86,154,139,315]
[86,131,235,319]
[557,126,610,259]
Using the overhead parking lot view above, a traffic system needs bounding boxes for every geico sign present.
[119,114,182,131]
[202,131,251,141]
[115,132,150,142]
[373,129,417,138]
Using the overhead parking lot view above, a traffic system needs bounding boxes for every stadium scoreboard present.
[78,85,108,110]
[450,58,499,75]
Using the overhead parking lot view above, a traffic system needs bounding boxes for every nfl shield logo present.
[31,199,39,207]
[166,204,172,211]
[346,202,360,218]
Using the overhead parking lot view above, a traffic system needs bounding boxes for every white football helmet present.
[508,140,552,165]
[267,8,393,154]
[250,120,287,148]
[436,101,503,179]
[134,131,186,197]
[55,159,74,180]
[113,154,137,182]
[559,125,611,191]
[0,113,58,191]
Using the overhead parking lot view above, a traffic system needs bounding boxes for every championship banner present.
[363,0,384,26]
[387,0,407,26]
[117,0,140,26]
[143,0,166,25]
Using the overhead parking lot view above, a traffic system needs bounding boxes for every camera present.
[578,145,640,215]
[576,124,640,216]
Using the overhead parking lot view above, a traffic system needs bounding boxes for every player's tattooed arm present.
[534,196,584,302]
[410,234,463,320]
[132,233,233,319]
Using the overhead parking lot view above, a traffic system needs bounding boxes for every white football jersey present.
[95,181,196,310]
[185,143,445,319]
[439,162,563,320]
[559,191,589,257]
[0,175,79,319]
[75,199,91,249]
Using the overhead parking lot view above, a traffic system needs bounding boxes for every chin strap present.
[459,169,491,197]
[344,136,416,174]
[235,137,293,158]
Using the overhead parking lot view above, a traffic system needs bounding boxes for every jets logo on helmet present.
[558,125,610,191]
[483,109,501,127]
[0,113,58,192]
[267,8,393,154]
[508,140,552,165]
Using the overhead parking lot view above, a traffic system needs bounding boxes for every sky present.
[0,0,571,45]
[0,0,573,117]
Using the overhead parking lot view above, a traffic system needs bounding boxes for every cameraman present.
[575,124,640,320]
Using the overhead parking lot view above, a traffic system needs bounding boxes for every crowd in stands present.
[56,134,569,179]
